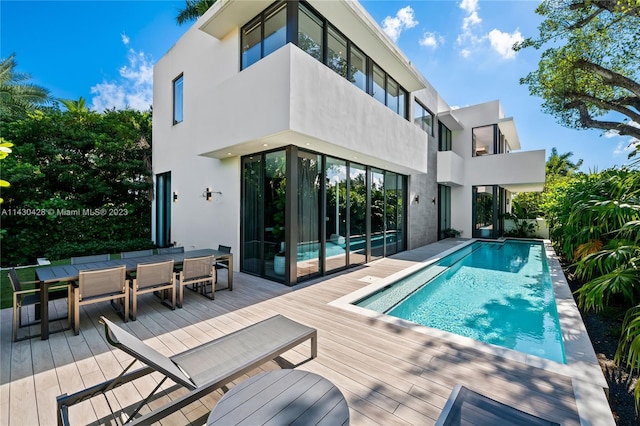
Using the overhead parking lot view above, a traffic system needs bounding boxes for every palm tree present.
[60,97,89,113]
[176,0,217,25]
[0,53,51,119]
[546,147,583,177]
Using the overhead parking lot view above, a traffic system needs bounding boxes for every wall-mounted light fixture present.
[203,188,222,201]
[173,191,179,203]
[432,197,436,205]
[414,195,419,204]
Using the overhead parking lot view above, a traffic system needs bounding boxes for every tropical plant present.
[0,138,13,204]
[560,166,640,410]
[503,212,538,238]
[0,106,153,266]
[60,96,89,113]
[0,53,51,120]
[176,0,217,25]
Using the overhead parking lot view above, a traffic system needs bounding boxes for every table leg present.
[228,255,233,291]
[41,281,49,340]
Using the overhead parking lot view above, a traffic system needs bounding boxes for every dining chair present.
[157,246,184,254]
[129,260,176,320]
[8,268,71,342]
[72,265,128,335]
[120,249,154,259]
[70,253,110,264]
[215,245,231,287]
[178,255,215,307]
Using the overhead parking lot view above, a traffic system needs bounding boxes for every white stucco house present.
[152,0,545,286]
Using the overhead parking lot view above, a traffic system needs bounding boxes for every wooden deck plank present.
[2,239,601,425]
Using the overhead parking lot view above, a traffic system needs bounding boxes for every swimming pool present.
[354,240,566,364]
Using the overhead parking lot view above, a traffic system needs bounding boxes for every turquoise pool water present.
[355,240,566,364]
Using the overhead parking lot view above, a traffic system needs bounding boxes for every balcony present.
[437,151,465,186]
[191,44,428,174]
[467,150,546,192]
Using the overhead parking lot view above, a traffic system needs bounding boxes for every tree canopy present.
[516,0,640,150]
[0,53,51,121]
[176,0,217,25]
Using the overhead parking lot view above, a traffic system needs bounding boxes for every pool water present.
[355,240,566,364]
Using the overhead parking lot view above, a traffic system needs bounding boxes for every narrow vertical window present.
[173,74,183,125]
[387,78,399,114]
[241,18,262,69]
[298,3,323,62]
[372,63,386,106]
[413,100,433,136]
[327,26,348,78]
[438,122,452,151]
[263,3,287,57]
[349,45,367,92]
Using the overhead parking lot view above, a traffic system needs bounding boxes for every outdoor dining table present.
[35,248,233,340]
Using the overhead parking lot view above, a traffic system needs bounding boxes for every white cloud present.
[462,11,481,31]
[121,33,130,45]
[460,48,471,58]
[91,41,154,112]
[613,138,639,156]
[382,6,418,42]
[460,0,479,14]
[487,28,523,60]
[419,32,444,48]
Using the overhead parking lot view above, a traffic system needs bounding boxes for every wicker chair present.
[178,255,215,307]
[72,265,128,335]
[129,260,176,320]
[8,268,71,342]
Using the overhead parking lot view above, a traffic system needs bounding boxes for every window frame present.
[173,74,184,125]
[413,99,434,136]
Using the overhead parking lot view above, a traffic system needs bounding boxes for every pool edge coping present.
[328,238,612,424]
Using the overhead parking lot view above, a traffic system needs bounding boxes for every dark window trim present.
[413,98,434,136]
[172,74,184,125]
[240,0,409,120]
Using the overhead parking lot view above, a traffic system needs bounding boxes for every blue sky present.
[2,0,637,172]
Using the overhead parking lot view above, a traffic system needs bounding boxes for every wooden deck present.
[0,240,608,425]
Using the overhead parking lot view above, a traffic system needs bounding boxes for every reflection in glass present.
[242,156,263,275]
[297,152,321,279]
[241,18,262,69]
[298,4,323,62]
[413,100,433,136]
[387,78,399,114]
[327,27,348,78]
[349,46,367,91]
[325,158,347,272]
[372,64,386,106]
[385,172,398,255]
[370,168,385,260]
[265,151,286,281]
[349,163,367,266]
[439,122,452,151]
[173,75,183,124]
[474,185,494,239]
[263,3,287,57]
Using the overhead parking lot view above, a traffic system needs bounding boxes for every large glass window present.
[298,3,323,62]
[349,46,367,91]
[242,156,263,276]
[297,152,322,279]
[413,100,433,136]
[327,27,348,78]
[349,163,367,266]
[372,63,386,106]
[155,172,171,247]
[473,185,495,238]
[370,168,385,260]
[263,3,287,57]
[438,184,451,240]
[241,2,287,70]
[173,75,183,125]
[439,122,452,151]
[325,158,347,272]
[241,18,262,69]
[472,125,495,156]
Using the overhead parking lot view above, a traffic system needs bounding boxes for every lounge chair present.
[436,384,560,426]
[56,314,317,425]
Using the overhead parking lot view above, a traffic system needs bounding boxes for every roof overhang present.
[438,110,463,131]
[498,117,521,151]
[198,0,428,92]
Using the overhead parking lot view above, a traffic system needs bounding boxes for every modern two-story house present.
[152,0,545,286]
